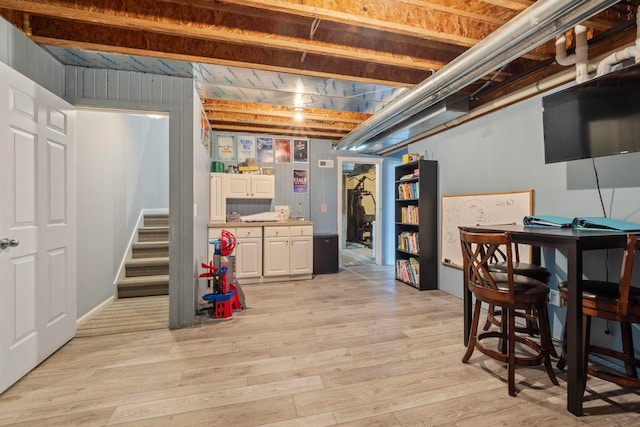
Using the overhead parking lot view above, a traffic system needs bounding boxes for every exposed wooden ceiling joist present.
[203,99,369,141]
[0,0,638,145]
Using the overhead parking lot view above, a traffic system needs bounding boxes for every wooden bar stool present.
[557,233,640,391]
[460,230,558,396]
[482,243,558,358]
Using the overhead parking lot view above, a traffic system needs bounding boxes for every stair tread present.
[132,241,169,247]
[118,274,169,286]
[126,257,169,266]
[139,226,169,231]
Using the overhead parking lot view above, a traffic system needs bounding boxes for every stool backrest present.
[618,234,640,316]
[460,230,515,305]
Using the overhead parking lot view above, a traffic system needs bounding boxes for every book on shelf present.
[409,257,420,286]
[397,231,419,253]
[401,205,419,224]
[395,258,420,286]
[397,182,419,199]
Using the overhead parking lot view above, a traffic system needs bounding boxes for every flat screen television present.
[542,62,640,164]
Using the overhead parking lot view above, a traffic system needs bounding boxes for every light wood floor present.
[2,264,640,426]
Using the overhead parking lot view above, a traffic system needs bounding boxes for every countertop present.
[208,220,313,228]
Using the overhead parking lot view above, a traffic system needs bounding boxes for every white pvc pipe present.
[596,7,640,76]
[555,25,589,83]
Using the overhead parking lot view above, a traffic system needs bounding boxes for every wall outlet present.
[548,289,561,307]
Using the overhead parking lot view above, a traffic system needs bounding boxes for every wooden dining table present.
[459,224,628,416]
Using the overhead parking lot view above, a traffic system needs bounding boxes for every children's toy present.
[201,229,242,319]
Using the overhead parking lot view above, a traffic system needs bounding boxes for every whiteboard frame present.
[440,189,533,269]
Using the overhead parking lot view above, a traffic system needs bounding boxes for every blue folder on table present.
[571,217,640,232]
[523,215,573,228]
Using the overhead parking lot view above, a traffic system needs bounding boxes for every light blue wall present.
[0,19,64,97]
[0,18,64,98]
[209,134,391,248]
[409,91,640,345]
[309,139,337,234]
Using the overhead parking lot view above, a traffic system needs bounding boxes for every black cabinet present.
[394,160,438,290]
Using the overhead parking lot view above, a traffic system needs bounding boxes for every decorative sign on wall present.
[215,134,235,161]
[237,135,256,162]
[293,138,308,163]
[201,110,211,155]
[275,137,291,162]
[257,136,274,163]
[293,169,308,193]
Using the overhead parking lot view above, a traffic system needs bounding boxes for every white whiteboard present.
[441,190,533,268]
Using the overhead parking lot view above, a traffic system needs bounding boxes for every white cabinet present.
[209,173,226,222]
[210,174,275,221]
[263,226,290,277]
[289,226,313,275]
[251,175,276,198]
[227,174,275,199]
[234,227,262,283]
[208,224,313,283]
[263,225,313,277]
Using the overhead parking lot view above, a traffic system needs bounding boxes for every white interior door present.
[0,62,76,393]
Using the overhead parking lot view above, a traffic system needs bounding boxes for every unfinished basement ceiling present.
[1,0,639,149]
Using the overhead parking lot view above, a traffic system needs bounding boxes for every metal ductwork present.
[354,94,468,154]
[333,0,622,153]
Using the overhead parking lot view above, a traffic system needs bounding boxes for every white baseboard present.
[77,295,114,325]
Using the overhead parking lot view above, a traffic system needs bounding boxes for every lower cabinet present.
[263,225,313,278]
[208,227,262,283]
[263,227,290,276]
[207,224,313,283]
[234,227,262,283]
[289,226,313,275]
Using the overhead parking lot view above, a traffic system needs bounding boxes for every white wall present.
[65,66,197,329]
[410,92,640,344]
[75,110,169,317]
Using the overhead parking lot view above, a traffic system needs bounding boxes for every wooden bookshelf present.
[394,160,438,290]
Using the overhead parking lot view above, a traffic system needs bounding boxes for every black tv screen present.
[542,62,640,164]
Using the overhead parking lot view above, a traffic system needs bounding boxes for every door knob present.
[0,238,19,249]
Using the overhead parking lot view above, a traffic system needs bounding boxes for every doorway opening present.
[338,158,382,267]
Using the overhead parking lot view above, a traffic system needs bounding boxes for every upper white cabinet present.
[209,173,275,222]
[226,174,275,199]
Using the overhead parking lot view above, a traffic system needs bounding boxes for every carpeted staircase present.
[117,214,169,298]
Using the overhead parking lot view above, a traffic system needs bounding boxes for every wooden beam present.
[202,99,371,124]
[208,110,359,131]
[208,123,344,140]
[0,0,555,67]
[27,17,434,86]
